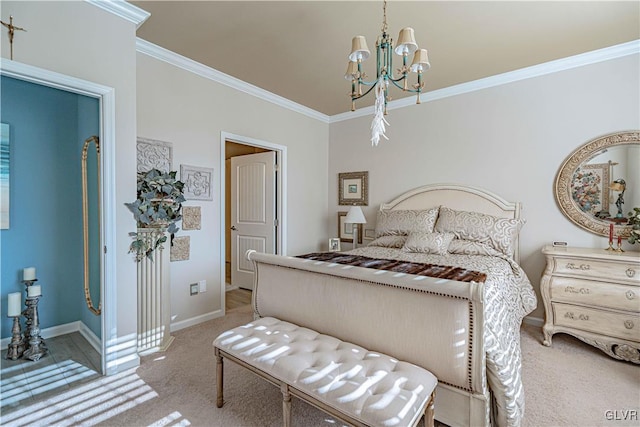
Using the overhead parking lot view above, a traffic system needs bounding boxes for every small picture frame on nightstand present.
[329,238,341,252]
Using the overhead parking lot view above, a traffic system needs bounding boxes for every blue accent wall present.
[1,76,100,339]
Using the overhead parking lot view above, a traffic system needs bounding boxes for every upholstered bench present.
[213,317,437,427]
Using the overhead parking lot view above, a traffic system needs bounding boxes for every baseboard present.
[79,322,102,355]
[523,315,544,327]
[170,309,223,332]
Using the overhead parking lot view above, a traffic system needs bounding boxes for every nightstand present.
[540,245,640,364]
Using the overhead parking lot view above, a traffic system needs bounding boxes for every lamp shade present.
[344,61,358,81]
[394,27,418,55]
[345,206,366,224]
[610,179,626,191]
[349,36,371,62]
[410,49,431,72]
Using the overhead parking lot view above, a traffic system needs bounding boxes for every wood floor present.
[225,288,252,310]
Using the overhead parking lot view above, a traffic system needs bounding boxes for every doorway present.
[0,61,116,386]
[221,133,286,299]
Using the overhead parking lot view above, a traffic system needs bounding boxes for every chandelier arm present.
[351,83,379,101]
[356,77,383,87]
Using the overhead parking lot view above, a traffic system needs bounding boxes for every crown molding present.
[86,0,150,28]
[136,38,331,123]
[136,35,637,125]
[330,39,640,123]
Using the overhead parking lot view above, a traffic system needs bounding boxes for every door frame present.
[220,132,287,309]
[0,60,116,375]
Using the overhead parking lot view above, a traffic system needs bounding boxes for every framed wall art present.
[363,228,376,241]
[182,206,202,230]
[328,238,341,252]
[137,137,173,173]
[181,164,213,201]
[572,162,610,216]
[338,211,363,243]
[170,236,190,262]
[338,171,368,206]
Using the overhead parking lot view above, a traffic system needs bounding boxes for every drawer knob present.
[566,263,590,271]
[626,291,636,300]
[624,320,634,330]
[626,268,636,278]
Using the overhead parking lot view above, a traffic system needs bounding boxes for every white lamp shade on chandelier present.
[345,206,367,224]
[349,36,371,62]
[411,49,431,73]
[394,27,418,55]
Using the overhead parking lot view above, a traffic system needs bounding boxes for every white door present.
[231,151,276,290]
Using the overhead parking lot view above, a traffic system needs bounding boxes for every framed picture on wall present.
[338,211,363,243]
[137,137,173,173]
[181,164,213,201]
[338,171,368,206]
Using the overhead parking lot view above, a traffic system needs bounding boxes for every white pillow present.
[375,207,439,237]
[448,239,504,257]
[402,232,455,255]
[434,206,524,257]
[368,235,407,248]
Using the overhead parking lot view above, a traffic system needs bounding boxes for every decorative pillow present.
[402,232,455,255]
[368,235,408,248]
[434,206,524,257]
[375,208,439,237]
[448,239,504,257]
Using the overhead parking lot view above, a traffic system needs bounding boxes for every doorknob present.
[230,226,237,230]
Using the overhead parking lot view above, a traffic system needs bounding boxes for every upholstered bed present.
[246,184,537,427]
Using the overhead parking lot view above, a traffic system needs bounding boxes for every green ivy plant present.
[628,207,640,245]
[125,168,186,261]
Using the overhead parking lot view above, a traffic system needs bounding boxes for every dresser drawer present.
[552,256,639,283]
[550,277,640,312]
[553,303,640,342]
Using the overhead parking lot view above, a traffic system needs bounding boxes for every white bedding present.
[343,245,537,427]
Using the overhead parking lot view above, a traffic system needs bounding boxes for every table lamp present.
[345,206,366,249]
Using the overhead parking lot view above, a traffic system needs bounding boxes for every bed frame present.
[247,183,522,427]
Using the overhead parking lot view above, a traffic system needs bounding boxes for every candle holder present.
[21,278,37,290]
[616,240,625,253]
[605,241,615,251]
[5,316,25,360]
[22,296,47,361]
[21,278,38,345]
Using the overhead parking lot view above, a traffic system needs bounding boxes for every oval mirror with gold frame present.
[555,131,640,238]
[82,135,102,316]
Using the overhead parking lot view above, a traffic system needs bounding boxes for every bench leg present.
[215,348,224,408]
[425,390,436,427]
[281,382,291,427]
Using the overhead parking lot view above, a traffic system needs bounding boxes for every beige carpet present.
[1,305,638,427]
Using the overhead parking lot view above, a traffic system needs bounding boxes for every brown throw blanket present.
[297,252,487,283]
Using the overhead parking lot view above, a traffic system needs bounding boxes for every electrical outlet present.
[190,283,199,296]
[199,280,207,293]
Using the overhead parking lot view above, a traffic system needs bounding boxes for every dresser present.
[540,245,640,363]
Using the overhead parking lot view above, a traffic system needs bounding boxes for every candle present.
[7,292,21,317]
[27,285,41,298]
[23,267,36,281]
[609,223,614,245]
[618,235,622,247]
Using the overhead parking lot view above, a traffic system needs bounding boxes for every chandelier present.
[345,0,430,146]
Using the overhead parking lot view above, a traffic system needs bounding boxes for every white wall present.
[329,54,640,321]
[1,1,140,370]
[136,53,329,326]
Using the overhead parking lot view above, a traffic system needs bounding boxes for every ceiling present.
[131,1,639,116]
